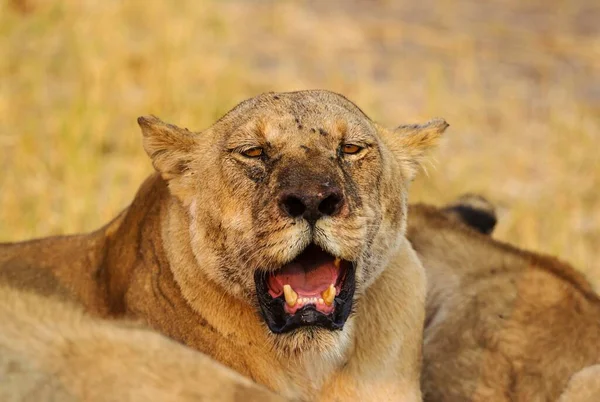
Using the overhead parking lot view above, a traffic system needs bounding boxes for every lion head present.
[137,90,447,353]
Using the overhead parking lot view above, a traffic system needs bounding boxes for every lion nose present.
[278,187,344,223]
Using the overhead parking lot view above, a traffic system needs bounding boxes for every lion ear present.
[392,118,449,180]
[137,116,197,180]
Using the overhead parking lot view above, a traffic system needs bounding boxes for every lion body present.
[0,90,446,401]
[408,202,600,402]
[0,285,284,402]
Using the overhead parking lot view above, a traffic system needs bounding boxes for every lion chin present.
[1,90,449,401]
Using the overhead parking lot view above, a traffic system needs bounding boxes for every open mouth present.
[255,244,356,334]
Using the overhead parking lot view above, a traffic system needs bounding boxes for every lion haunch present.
[0,90,449,401]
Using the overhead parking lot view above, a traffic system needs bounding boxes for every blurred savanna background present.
[1,0,599,285]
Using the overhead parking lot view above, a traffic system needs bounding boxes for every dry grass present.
[1,0,599,285]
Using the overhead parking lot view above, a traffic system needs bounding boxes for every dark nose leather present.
[279,187,344,223]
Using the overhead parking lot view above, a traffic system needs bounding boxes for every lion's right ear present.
[392,118,449,180]
[137,116,197,180]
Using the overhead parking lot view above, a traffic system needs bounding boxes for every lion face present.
[138,90,447,352]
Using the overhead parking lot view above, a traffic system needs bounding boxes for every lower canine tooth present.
[321,284,336,306]
[283,284,298,307]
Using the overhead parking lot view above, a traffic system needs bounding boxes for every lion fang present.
[321,284,336,306]
[283,284,298,307]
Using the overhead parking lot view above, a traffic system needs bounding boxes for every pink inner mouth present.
[267,244,343,314]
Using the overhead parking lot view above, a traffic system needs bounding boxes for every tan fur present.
[0,285,284,402]
[407,200,600,402]
[0,90,448,401]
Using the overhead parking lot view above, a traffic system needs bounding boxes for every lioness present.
[0,90,448,401]
[408,196,600,402]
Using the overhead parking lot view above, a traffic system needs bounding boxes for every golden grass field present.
[1,0,599,285]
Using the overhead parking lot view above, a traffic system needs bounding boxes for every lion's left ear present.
[137,116,197,180]
[391,118,449,180]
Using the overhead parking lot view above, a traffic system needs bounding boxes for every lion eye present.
[241,147,264,158]
[341,144,363,155]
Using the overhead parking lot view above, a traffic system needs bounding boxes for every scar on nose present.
[318,128,328,136]
[300,145,310,153]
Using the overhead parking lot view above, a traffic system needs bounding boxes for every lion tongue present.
[271,261,337,295]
